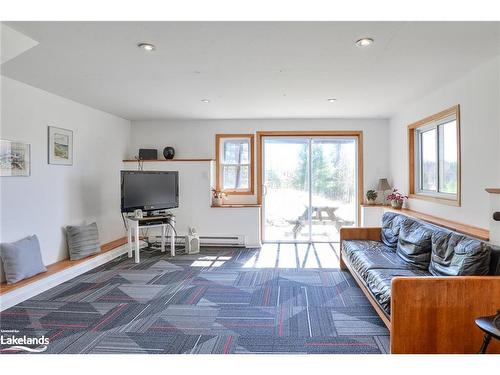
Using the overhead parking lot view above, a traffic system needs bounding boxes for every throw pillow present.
[66,222,100,260]
[0,235,47,284]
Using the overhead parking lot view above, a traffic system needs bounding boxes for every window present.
[216,134,254,194]
[408,105,460,206]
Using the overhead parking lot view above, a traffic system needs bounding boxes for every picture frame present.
[48,126,73,165]
[0,139,31,177]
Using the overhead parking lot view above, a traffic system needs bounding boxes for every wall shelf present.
[486,188,500,194]
[361,205,489,241]
[388,207,489,241]
[123,158,214,162]
[0,237,127,296]
[211,204,261,208]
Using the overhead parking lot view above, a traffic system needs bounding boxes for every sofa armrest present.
[391,276,500,354]
[339,227,381,269]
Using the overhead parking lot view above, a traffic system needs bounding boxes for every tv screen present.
[121,171,179,212]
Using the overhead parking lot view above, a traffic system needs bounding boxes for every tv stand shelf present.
[126,216,176,263]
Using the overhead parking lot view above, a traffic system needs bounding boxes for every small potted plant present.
[211,189,227,206]
[366,190,378,205]
[386,188,408,209]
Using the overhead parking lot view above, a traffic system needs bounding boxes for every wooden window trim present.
[408,105,461,207]
[256,130,364,226]
[215,134,255,195]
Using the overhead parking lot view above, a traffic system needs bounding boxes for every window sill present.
[409,193,460,207]
[222,190,254,196]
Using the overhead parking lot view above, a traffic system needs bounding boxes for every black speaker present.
[163,147,175,159]
[494,212,500,222]
[138,149,158,160]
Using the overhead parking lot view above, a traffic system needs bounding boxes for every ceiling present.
[0,24,38,64]
[1,21,499,120]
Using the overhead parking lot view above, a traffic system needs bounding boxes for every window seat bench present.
[0,237,129,311]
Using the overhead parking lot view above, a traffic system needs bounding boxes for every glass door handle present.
[262,185,268,196]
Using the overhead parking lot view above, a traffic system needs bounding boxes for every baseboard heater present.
[151,234,246,247]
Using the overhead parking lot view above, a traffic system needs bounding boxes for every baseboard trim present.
[0,245,128,311]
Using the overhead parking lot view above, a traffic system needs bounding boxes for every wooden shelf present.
[362,204,489,241]
[211,204,261,208]
[0,237,127,295]
[485,188,500,194]
[123,158,214,162]
[384,207,489,241]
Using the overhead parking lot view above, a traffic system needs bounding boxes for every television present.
[121,171,179,212]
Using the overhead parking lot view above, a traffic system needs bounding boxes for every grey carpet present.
[0,244,390,354]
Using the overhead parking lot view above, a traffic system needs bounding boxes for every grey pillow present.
[0,235,47,284]
[381,212,404,249]
[396,218,433,269]
[429,231,491,276]
[66,222,100,260]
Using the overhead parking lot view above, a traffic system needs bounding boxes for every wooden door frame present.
[256,130,364,242]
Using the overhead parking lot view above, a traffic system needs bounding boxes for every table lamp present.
[377,178,391,205]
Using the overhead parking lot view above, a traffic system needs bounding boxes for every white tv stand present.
[126,215,176,263]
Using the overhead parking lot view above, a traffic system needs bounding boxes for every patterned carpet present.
[0,245,389,354]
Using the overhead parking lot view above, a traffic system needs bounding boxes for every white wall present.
[129,118,391,200]
[0,76,131,271]
[128,118,390,243]
[122,161,261,246]
[389,56,500,229]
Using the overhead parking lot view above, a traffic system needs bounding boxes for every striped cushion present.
[66,222,100,260]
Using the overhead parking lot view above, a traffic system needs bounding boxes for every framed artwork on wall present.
[0,139,31,177]
[48,126,73,165]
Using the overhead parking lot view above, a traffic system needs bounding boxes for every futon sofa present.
[340,212,500,354]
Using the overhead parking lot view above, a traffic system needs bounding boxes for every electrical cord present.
[121,211,183,254]
[166,222,177,238]
[147,221,187,255]
[139,228,150,247]
[134,155,144,171]
[121,212,128,231]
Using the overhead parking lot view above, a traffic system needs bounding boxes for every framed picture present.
[48,126,73,165]
[0,139,31,177]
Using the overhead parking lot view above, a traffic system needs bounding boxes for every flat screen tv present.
[121,171,179,212]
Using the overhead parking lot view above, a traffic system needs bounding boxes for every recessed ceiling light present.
[201,99,210,103]
[355,38,374,47]
[327,98,337,103]
[137,42,156,52]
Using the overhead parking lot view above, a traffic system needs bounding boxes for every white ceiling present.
[1,21,499,120]
[0,24,38,64]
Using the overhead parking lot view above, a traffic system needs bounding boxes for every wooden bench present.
[0,237,128,310]
[340,227,500,354]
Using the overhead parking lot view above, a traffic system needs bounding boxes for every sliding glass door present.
[262,138,310,241]
[310,138,357,241]
[262,136,357,242]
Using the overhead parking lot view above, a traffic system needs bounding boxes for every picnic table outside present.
[288,205,354,239]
